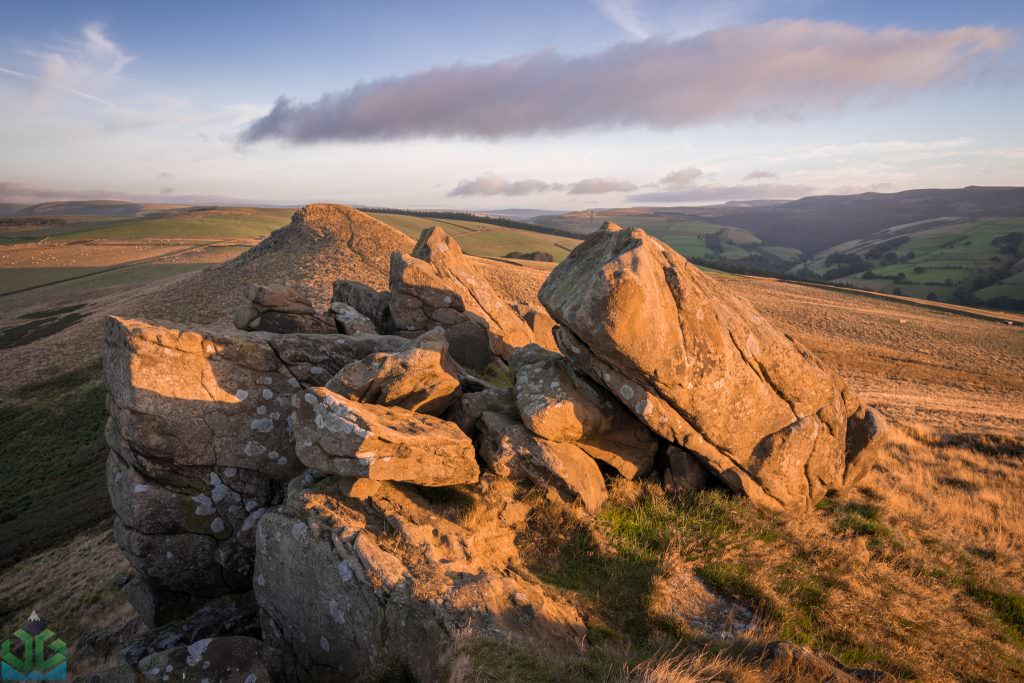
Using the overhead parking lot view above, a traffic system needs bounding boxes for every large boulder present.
[103,316,411,599]
[388,226,534,369]
[291,387,480,486]
[477,411,607,513]
[538,224,886,511]
[137,636,282,683]
[233,284,336,334]
[325,328,461,416]
[254,473,585,681]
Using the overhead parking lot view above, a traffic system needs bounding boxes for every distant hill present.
[537,186,1024,256]
[0,203,27,216]
[534,209,802,270]
[15,200,187,217]
[679,186,1024,254]
[480,208,567,220]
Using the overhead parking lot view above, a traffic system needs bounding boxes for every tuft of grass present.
[816,498,898,551]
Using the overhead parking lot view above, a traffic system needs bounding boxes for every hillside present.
[535,209,802,269]
[14,200,164,217]
[0,207,1021,682]
[675,186,1024,254]
[369,211,581,262]
[793,216,1024,309]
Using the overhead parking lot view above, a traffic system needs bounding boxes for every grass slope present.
[370,212,581,261]
[0,363,110,570]
[51,208,295,240]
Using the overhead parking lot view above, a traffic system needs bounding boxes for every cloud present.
[448,174,556,197]
[743,169,778,180]
[160,186,175,194]
[567,177,638,194]
[629,182,816,203]
[240,21,1007,145]
[596,0,649,40]
[659,167,704,188]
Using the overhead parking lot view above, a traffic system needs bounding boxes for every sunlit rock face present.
[254,472,585,682]
[103,316,411,606]
[388,226,534,369]
[539,223,886,511]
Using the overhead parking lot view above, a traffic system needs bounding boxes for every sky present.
[0,0,1022,210]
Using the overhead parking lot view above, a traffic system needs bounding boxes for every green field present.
[791,217,1024,307]
[535,211,803,266]
[51,208,295,240]
[370,212,581,261]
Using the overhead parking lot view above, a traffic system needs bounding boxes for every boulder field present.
[98,205,886,681]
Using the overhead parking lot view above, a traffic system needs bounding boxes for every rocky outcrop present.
[389,226,534,369]
[254,472,585,681]
[539,223,886,511]
[233,284,336,333]
[331,280,391,332]
[325,329,461,416]
[477,411,607,512]
[510,344,658,479]
[100,207,891,682]
[291,387,480,486]
[103,316,411,604]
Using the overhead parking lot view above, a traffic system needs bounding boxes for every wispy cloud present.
[743,169,778,180]
[567,177,638,194]
[596,0,649,40]
[241,21,1008,145]
[1,23,133,108]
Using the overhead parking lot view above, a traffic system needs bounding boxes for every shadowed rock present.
[291,387,480,486]
[389,226,534,369]
[233,283,336,334]
[539,223,886,511]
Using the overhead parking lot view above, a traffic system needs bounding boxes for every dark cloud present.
[448,174,556,197]
[743,169,778,180]
[629,182,816,203]
[240,21,1006,144]
[567,177,638,194]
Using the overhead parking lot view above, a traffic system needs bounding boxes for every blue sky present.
[1,0,1021,209]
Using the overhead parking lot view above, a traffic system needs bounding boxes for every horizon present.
[2,1,1023,209]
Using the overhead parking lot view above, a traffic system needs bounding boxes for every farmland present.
[793,217,1024,309]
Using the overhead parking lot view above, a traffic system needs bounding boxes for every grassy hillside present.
[25,207,295,240]
[535,210,802,267]
[370,212,581,261]
[792,217,1024,309]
